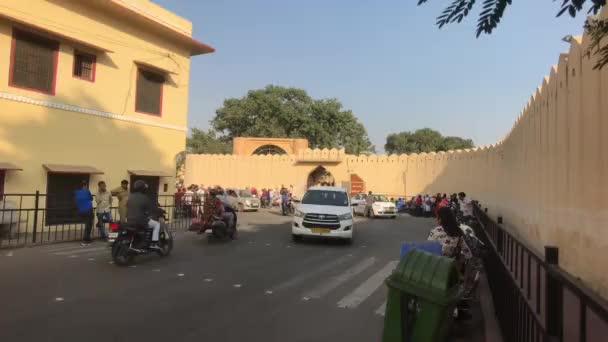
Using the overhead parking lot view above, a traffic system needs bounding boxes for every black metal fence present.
[0,193,199,248]
[473,204,608,342]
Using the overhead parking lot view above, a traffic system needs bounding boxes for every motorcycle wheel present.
[157,229,173,257]
[112,239,133,266]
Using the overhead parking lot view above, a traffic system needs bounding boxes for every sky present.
[153,0,588,151]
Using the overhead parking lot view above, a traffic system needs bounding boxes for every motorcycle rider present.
[209,187,237,239]
[126,180,161,249]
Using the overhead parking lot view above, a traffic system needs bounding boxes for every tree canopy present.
[418,0,608,69]
[186,128,232,154]
[211,85,374,154]
[384,128,474,154]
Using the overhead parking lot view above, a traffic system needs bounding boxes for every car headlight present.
[338,212,353,221]
[294,209,305,218]
[245,199,251,205]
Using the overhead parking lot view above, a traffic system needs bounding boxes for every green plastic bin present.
[382,248,460,342]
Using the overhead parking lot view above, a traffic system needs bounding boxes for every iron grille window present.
[252,145,287,155]
[10,29,58,94]
[135,68,164,115]
[73,51,95,81]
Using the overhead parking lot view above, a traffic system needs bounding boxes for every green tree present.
[418,0,608,69]
[384,128,474,154]
[211,85,374,154]
[176,128,232,172]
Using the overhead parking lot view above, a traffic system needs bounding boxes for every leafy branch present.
[418,0,607,68]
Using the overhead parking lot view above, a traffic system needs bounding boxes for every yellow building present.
[0,1,213,213]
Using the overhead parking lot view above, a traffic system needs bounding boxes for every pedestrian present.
[458,192,473,218]
[95,181,112,241]
[365,190,374,216]
[111,180,129,223]
[75,181,94,246]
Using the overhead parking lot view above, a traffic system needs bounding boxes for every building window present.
[135,68,164,116]
[0,170,5,198]
[9,28,59,95]
[73,51,96,82]
[252,145,287,155]
[46,173,89,226]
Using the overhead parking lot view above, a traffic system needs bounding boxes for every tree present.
[176,128,232,172]
[186,128,232,154]
[418,0,608,69]
[384,128,474,154]
[211,85,374,154]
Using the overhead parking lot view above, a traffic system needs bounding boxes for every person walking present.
[95,181,112,241]
[365,191,374,217]
[111,180,129,223]
[75,181,94,246]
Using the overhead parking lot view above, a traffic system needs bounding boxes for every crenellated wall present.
[185,7,608,300]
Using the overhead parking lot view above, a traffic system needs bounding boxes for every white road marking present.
[361,245,367,248]
[303,257,376,300]
[204,278,213,282]
[265,290,273,295]
[54,247,107,255]
[88,258,95,261]
[68,255,78,258]
[55,297,64,302]
[6,251,13,257]
[337,260,398,309]
[265,244,271,246]
[108,261,114,264]
[153,269,161,272]
[130,265,137,268]
[375,301,387,316]
[233,284,242,288]
[271,254,354,293]
[248,241,253,244]
[301,297,310,301]
[177,273,185,277]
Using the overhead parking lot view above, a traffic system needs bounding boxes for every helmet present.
[133,180,147,192]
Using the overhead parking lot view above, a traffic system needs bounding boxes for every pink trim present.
[8,27,59,96]
[134,67,163,117]
[72,50,97,83]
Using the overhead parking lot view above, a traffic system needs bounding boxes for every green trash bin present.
[382,248,460,342]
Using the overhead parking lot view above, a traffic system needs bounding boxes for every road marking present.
[265,290,273,295]
[55,297,64,302]
[88,258,95,261]
[54,247,107,256]
[265,243,271,246]
[271,254,354,293]
[204,278,213,282]
[303,257,376,300]
[130,265,137,268]
[301,297,311,301]
[108,261,114,264]
[68,255,78,258]
[6,251,13,257]
[375,301,387,316]
[153,269,161,272]
[233,284,242,288]
[337,260,398,309]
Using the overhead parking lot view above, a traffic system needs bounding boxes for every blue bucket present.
[400,241,442,259]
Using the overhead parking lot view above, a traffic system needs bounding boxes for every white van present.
[292,186,353,243]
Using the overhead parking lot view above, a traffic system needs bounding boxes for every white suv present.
[292,186,354,243]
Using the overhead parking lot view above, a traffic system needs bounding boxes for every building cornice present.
[0,92,187,132]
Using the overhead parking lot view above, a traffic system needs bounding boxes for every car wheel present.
[292,234,302,243]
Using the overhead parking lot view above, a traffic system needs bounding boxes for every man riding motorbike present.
[126,180,161,249]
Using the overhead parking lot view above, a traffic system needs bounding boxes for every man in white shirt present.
[95,181,112,241]
[458,192,473,217]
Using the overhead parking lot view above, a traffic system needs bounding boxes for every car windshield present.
[302,190,348,207]
[239,190,253,197]
[373,195,390,202]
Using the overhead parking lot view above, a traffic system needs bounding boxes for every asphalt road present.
[0,210,436,342]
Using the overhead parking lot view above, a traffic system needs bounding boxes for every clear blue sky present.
[154,0,587,151]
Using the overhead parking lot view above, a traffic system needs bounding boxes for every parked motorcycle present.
[110,209,173,266]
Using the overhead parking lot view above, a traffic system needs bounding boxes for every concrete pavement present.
[0,210,480,341]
